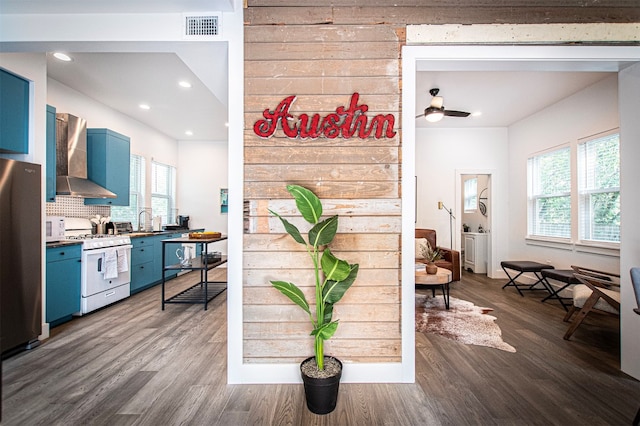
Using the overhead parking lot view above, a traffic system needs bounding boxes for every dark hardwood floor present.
[2,269,639,425]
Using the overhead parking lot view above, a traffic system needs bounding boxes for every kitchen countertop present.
[46,240,83,249]
[46,229,202,248]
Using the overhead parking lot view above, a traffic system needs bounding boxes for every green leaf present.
[270,281,310,314]
[324,264,359,305]
[269,209,306,245]
[323,303,334,324]
[321,248,351,282]
[287,185,322,224]
[311,321,339,341]
[308,215,338,248]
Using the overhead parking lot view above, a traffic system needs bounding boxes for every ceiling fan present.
[416,88,471,123]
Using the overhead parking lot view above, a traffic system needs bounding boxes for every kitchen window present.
[111,154,145,223]
[151,161,176,225]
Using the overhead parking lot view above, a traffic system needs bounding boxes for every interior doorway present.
[459,173,492,275]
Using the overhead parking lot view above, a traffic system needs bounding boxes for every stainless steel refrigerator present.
[0,158,42,355]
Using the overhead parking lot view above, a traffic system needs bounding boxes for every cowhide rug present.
[415,294,516,353]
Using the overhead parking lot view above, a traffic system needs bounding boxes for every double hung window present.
[464,177,478,212]
[151,161,176,225]
[577,131,620,243]
[110,154,145,223]
[527,130,619,246]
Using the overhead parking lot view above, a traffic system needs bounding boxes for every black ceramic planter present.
[300,356,343,415]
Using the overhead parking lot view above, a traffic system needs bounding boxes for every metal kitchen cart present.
[161,236,227,310]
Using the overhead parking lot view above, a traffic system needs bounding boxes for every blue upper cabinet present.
[0,69,30,154]
[45,105,56,202]
[84,128,130,206]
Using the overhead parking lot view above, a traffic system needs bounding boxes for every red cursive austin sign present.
[253,92,396,140]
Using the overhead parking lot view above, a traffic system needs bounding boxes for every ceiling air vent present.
[183,13,221,40]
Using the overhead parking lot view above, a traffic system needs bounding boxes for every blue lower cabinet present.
[46,245,81,327]
[130,237,159,294]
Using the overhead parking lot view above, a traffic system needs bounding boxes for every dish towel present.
[116,248,129,273]
[103,249,118,279]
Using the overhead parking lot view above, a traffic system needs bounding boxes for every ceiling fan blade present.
[444,110,470,117]
[415,114,425,119]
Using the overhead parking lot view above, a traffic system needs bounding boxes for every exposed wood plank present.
[244,250,399,269]
[245,146,399,164]
[243,338,401,358]
[244,285,399,305]
[245,199,401,217]
[245,214,402,233]
[245,163,398,183]
[248,0,640,7]
[245,76,399,95]
[245,94,400,113]
[245,25,402,43]
[243,233,400,252]
[244,321,401,340]
[244,303,400,322]
[244,267,400,287]
[246,6,640,25]
[246,42,400,61]
[244,182,399,201]
[244,131,401,147]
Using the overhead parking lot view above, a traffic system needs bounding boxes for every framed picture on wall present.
[220,188,228,214]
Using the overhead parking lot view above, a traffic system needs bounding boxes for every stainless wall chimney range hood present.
[56,113,116,199]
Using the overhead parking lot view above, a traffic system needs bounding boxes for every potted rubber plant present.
[269,184,359,415]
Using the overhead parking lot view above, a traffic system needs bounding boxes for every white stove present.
[64,218,132,315]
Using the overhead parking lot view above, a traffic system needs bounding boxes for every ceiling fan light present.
[424,107,444,123]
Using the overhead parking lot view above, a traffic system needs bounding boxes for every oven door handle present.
[97,256,102,272]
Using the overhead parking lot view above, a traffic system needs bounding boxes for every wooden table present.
[415,266,453,309]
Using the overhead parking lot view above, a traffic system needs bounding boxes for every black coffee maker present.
[177,215,190,229]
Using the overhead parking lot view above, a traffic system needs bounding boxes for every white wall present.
[507,74,619,273]
[177,140,229,254]
[619,63,640,380]
[48,78,178,166]
[416,127,509,277]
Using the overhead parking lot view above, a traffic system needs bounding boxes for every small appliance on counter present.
[46,216,66,242]
[178,215,190,229]
[111,221,133,235]
[152,216,162,232]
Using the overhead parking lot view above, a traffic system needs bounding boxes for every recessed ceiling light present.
[185,130,193,136]
[178,81,192,88]
[471,111,482,117]
[139,104,151,110]
[53,52,72,62]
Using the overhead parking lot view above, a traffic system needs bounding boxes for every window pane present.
[111,154,145,223]
[151,160,176,225]
[535,195,571,237]
[528,147,571,238]
[464,178,477,212]
[578,132,620,242]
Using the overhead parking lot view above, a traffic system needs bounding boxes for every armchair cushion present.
[415,228,461,281]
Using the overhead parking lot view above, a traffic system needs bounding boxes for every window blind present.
[578,132,620,242]
[527,147,571,238]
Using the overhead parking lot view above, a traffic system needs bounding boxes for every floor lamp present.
[438,201,455,249]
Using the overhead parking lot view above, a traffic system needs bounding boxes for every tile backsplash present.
[46,196,110,219]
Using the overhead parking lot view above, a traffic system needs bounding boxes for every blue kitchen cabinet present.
[46,245,81,327]
[0,69,30,154]
[45,105,56,202]
[130,237,158,294]
[84,128,130,206]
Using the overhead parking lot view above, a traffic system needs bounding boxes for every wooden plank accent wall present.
[243,2,640,365]
[243,8,404,364]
